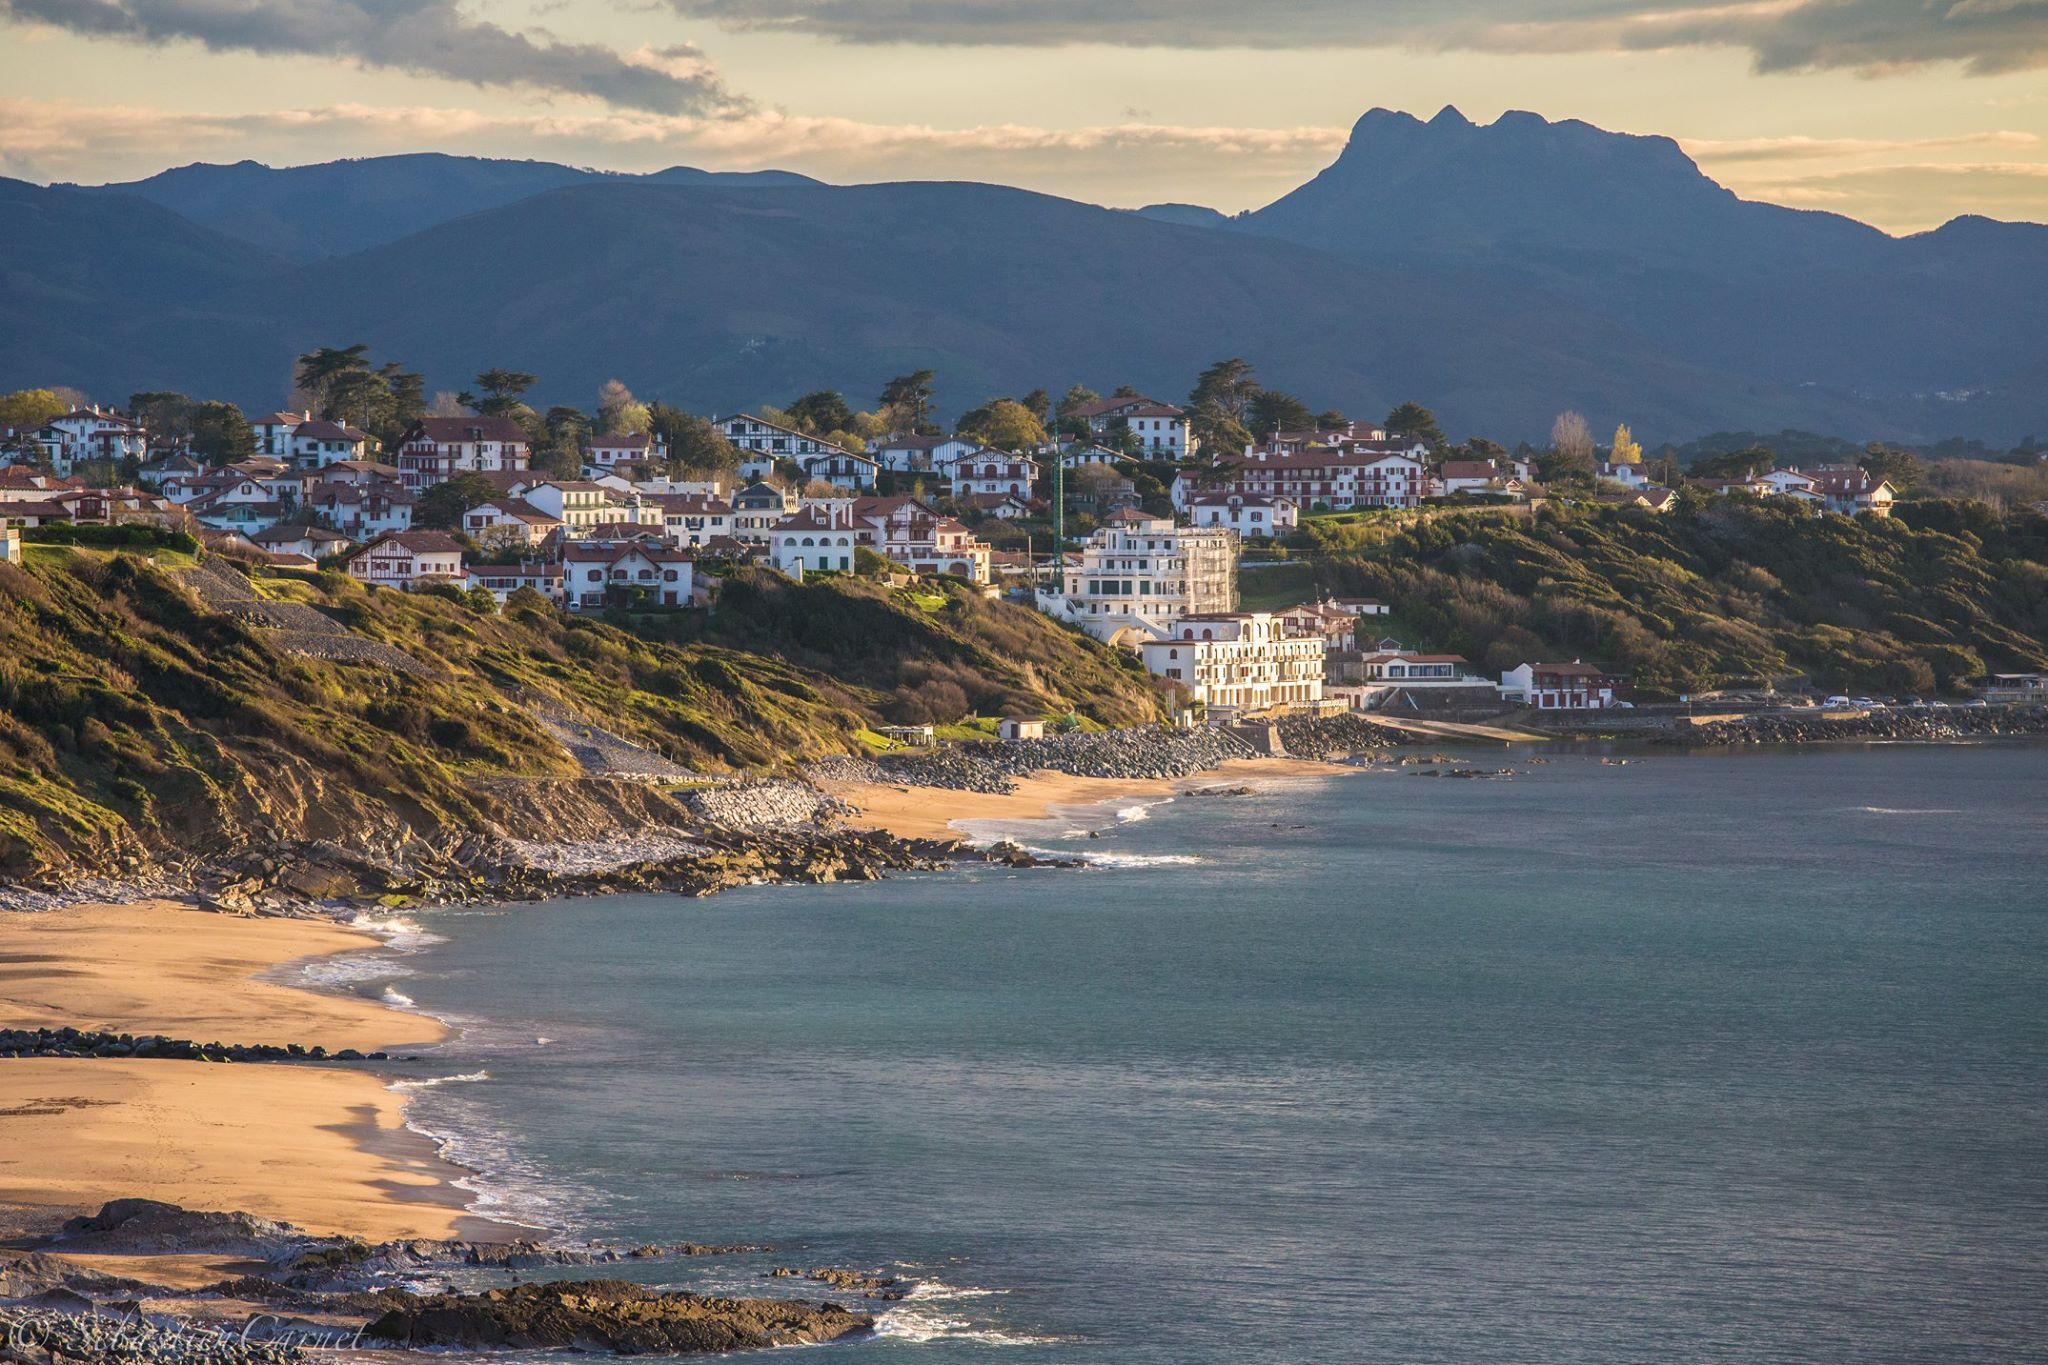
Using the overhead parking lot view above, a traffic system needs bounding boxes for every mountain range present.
[3,110,2044,445]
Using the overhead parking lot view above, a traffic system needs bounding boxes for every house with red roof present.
[343,531,467,589]
[562,535,695,608]
[392,416,532,491]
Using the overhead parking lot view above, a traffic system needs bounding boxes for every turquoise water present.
[385,744,2048,1362]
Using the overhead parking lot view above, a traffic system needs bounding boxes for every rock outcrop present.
[52,1202,310,1260]
[363,1280,873,1353]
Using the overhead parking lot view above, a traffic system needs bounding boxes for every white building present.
[254,411,307,459]
[1187,492,1297,538]
[720,414,864,481]
[288,419,373,469]
[767,504,858,575]
[1499,661,1619,710]
[561,537,696,608]
[462,498,562,549]
[343,531,466,589]
[850,495,992,583]
[1072,396,1192,457]
[1036,517,1236,644]
[1138,613,1326,720]
[251,524,352,560]
[1182,448,1429,512]
[873,433,977,473]
[729,479,795,543]
[518,480,611,534]
[583,432,666,471]
[642,493,733,547]
[947,449,1039,499]
[801,447,881,491]
[306,480,414,538]
[469,561,566,605]
[1,522,19,563]
[392,417,532,491]
[34,407,148,474]
[1595,460,1653,490]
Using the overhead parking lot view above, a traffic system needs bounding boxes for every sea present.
[351,742,2048,1363]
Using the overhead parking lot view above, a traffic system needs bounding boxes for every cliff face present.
[0,551,1161,884]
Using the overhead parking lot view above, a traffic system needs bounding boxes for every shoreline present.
[819,755,1356,843]
[0,756,1350,1266]
[0,899,513,1256]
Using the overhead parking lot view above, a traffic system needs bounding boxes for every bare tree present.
[1551,411,1595,474]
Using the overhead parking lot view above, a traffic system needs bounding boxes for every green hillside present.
[1300,500,2048,696]
[0,550,1161,880]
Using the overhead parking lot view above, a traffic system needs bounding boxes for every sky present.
[2,0,2046,232]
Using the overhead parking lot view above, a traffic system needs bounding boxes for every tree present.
[1189,358,1260,423]
[1689,447,1775,481]
[380,363,427,434]
[415,472,499,529]
[971,399,1047,452]
[536,405,592,479]
[1610,423,1643,465]
[1384,402,1445,447]
[1054,384,1101,439]
[1247,390,1316,436]
[295,344,373,417]
[1021,388,1052,423]
[0,389,70,428]
[1550,411,1595,476]
[292,344,422,442]
[127,391,195,438]
[595,380,649,437]
[189,401,254,466]
[1316,409,1349,430]
[649,403,738,473]
[468,369,537,418]
[1860,445,1924,492]
[1191,408,1254,457]
[787,390,855,436]
[880,371,937,433]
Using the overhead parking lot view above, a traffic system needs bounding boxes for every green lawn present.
[1238,561,1316,612]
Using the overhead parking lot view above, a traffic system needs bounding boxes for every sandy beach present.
[820,755,1353,841]
[0,757,1348,1262]
[0,901,486,1247]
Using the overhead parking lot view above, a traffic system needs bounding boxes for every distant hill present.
[5,112,2045,444]
[0,176,292,403]
[1236,107,2048,436]
[86,153,820,261]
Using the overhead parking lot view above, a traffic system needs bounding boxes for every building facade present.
[1037,517,1236,643]
[1138,613,1326,719]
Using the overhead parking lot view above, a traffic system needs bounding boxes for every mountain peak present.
[1429,105,1474,129]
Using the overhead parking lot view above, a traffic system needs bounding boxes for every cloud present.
[659,0,2048,74]
[1734,158,2048,227]
[1682,130,2041,161]
[0,0,748,114]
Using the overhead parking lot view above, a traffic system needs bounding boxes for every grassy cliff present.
[0,552,1164,881]
[1299,499,2048,696]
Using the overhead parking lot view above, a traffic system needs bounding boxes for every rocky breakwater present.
[1273,713,1412,761]
[1668,706,2048,747]
[362,1281,873,1354]
[812,726,1257,795]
